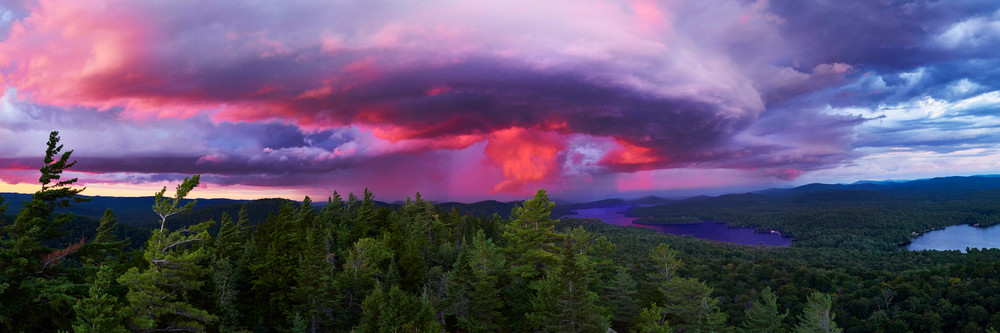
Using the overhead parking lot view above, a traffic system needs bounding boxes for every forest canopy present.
[3,132,1000,333]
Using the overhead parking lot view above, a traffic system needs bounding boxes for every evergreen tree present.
[153,175,200,232]
[642,243,725,333]
[634,304,671,333]
[648,243,682,282]
[794,292,842,333]
[72,264,127,333]
[249,200,300,327]
[118,176,217,332]
[743,287,788,333]
[210,212,249,331]
[446,229,506,332]
[291,197,338,332]
[505,189,562,278]
[94,208,119,244]
[357,282,441,333]
[337,237,391,323]
[322,191,353,256]
[503,189,563,329]
[349,189,380,240]
[0,131,90,331]
[528,235,609,333]
[82,208,127,263]
[605,266,639,330]
[657,277,726,332]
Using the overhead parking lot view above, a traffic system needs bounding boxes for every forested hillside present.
[6,132,1000,333]
[632,184,1000,250]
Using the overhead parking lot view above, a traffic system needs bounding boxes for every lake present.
[564,206,792,246]
[907,223,1000,252]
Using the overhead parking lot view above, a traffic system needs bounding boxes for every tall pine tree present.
[446,229,506,332]
[0,131,90,331]
[528,235,609,333]
[503,189,564,329]
[118,176,217,332]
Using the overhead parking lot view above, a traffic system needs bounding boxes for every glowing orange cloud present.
[484,127,566,194]
[601,139,663,171]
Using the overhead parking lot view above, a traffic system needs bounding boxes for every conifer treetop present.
[153,174,200,232]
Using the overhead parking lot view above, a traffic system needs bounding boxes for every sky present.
[0,0,999,202]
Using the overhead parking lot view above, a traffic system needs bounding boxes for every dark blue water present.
[565,206,792,246]
[907,224,1000,252]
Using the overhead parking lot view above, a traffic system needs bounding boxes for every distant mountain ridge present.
[5,174,1000,225]
[756,175,1000,198]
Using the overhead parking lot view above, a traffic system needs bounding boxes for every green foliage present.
[94,209,119,244]
[337,237,392,323]
[73,264,127,333]
[505,189,562,278]
[632,187,1000,250]
[10,152,1000,333]
[502,189,564,329]
[0,130,90,331]
[119,176,217,332]
[634,303,671,333]
[118,219,217,331]
[648,243,682,282]
[357,282,442,333]
[794,292,842,333]
[153,175,200,231]
[742,287,788,333]
[446,230,506,332]
[605,266,639,330]
[528,235,609,333]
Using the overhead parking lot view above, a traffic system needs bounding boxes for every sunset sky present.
[1,0,999,202]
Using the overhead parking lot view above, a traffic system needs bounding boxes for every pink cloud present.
[0,0,897,200]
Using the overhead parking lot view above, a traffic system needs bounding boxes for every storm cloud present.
[1,0,999,201]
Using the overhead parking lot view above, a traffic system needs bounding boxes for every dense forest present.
[4,132,1000,332]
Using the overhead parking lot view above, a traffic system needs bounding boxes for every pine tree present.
[249,200,298,325]
[94,209,119,244]
[118,176,217,332]
[794,292,842,333]
[648,243,682,282]
[349,189,380,240]
[605,266,639,330]
[210,212,248,330]
[72,264,127,333]
[505,189,562,278]
[642,243,725,333]
[336,237,391,323]
[357,282,442,333]
[322,191,352,256]
[743,287,788,333]
[291,198,338,332]
[503,189,564,329]
[153,175,200,232]
[0,131,90,331]
[634,304,671,333]
[528,235,609,333]
[658,277,726,332]
[83,208,127,262]
[446,230,506,332]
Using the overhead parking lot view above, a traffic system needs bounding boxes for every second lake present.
[907,223,1000,252]
[565,206,792,246]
